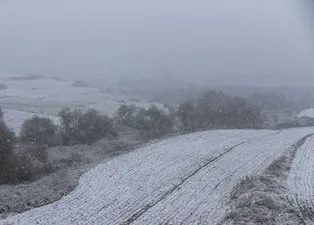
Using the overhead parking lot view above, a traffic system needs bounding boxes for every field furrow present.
[1,128,314,225]
[131,129,314,225]
[287,135,314,224]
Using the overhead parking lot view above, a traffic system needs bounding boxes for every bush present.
[0,120,16,184]
[58,108,82,145]
[136,105,174,139]
[0,107,3,118]
[20,116,57,146]
[59,108,117,145]
[76,109,117,144]
[177,90,263,132]
[18,143,49,163]
[176,101,198,132]
[115,104,137,128]
[0,121,15,161]
[1,143,53,184]
[274,117,314,129]
[0,114,52,184]
[8,155,34,182]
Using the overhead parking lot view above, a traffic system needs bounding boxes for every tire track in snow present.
[123,142,245,225]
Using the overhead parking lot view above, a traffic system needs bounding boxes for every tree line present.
[0,90,263,184]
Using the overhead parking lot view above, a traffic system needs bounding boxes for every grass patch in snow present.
[0,128,144,219]
[220,135,314,225]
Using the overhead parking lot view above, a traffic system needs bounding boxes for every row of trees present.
[0,90,263,184]
[0,108,117,184]
[116,90,263,135]
[8,90,263,150]
[19,108,117,147]
[58,108,116,145]
[116,104,174,139]
[177,91,262,132]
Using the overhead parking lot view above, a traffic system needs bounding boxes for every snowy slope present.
[298,108,314,118]
[0,71,163,117]
[2,109,60,135]
[287,135,314,224]
[2,128,314,225]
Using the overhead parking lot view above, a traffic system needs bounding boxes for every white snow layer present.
[0,71,164,117]
[298,108,314,119]
[1,128,314,225]
[2,109,60,135]
[287,135,314,224]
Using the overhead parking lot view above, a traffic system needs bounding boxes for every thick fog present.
[0,0,313,87]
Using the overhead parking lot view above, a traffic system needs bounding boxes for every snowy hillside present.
[2,128,314,225]
[0,71,163,117]
[298,108,314,118]
[287,135,314,224]
[2,109,60,135]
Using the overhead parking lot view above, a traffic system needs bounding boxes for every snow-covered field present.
[0,71,167,134]
[2,109,60,134]
[0,71,162,117]
[298,108,314,119]
[287,135,314,224]
[2,128,314,225]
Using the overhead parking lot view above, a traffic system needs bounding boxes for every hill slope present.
[1,128,314,225]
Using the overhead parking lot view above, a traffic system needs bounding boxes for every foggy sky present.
[0,0,313,87]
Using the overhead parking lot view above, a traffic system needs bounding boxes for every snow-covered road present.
[1,128,314,225]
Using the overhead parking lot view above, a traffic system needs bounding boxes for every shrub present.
[176,101,198,132]
[136,105,174,139]
[18,143,49,163]
[76,109,117,144]
[0,121,15,161]
[115,104,137,128]
[0,121,16,183]
[59,108,117,145]
[0,114,52,184]
[9,155,34,182]
[58,108,82,145]
[20,116,57,146]
[177,90,263,132]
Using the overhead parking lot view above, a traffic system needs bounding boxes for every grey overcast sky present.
[0,0,313,86]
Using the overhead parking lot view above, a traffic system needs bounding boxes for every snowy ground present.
[2,109,60,135]
[2,128,314,225]
[287,135,314,224]
[0,71,163,118]
[0,129,144,220]
[298,108,314,119]
[219,132,314,225]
